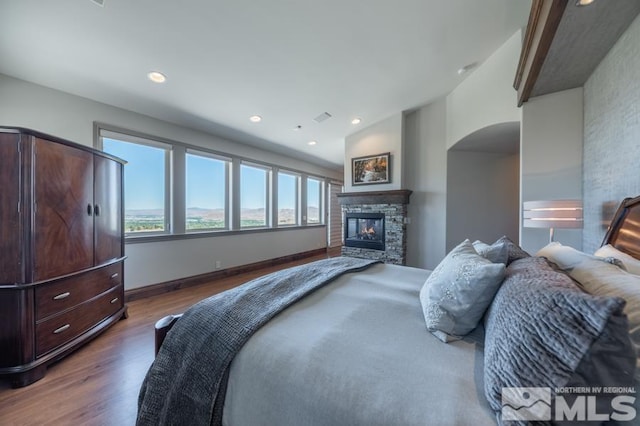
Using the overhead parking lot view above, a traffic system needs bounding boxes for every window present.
[277,171,299,226]
[240,163,270,228]
[307,177,323,224]
[186,150,229,231]
[102,134,170,234]
[97,124,330,240]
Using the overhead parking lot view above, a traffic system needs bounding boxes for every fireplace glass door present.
[344,213,385,250]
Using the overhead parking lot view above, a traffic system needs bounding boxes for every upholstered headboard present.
[602,195,640,260]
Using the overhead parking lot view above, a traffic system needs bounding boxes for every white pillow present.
[420,239,506,343]
[536,242,623,271]
[595,244,640,276]
[568,258,640,381]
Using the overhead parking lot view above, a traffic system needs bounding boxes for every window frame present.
[98,129,172,236]
[306,176,324,225]
[239,161,272,229]
[276,170,301,227]
[94,122,329,244]
[185,148,231,233]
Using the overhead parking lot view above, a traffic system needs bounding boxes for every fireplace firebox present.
[344,213,385,251]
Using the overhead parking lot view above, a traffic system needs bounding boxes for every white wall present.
[446,31,522,150]
[124,228,327,288]
[446,151,519,251]
[520,87,584,254]
[404,101,448,270]
[0,74,340,179]
[344,113,403,192]
[376,30,524,268]
[402,30,524,268]
[0,74,339,289]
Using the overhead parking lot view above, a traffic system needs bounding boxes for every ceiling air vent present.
[313,112,332,123]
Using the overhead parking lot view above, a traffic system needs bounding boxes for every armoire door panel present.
[33,138,94,280]
[0,133,23,284]
[94,155,123,264]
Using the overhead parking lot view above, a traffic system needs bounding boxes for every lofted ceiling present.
[0,0,531,170]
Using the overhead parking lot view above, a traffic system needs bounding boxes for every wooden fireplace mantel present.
[337,189,412,206]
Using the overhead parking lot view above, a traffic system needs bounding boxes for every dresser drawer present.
[35,262,123,321]
[36,284,123,357]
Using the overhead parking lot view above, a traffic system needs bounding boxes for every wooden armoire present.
[0,127,127,387]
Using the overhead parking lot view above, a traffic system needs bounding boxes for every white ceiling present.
[0,0,531,170]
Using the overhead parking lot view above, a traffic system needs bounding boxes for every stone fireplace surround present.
[337,189,412,265]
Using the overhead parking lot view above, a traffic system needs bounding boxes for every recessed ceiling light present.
[147,71,167,83]
[575,0,595,6]
[249,115,262,123]
[351,118,362,125]
[308,140,317,146]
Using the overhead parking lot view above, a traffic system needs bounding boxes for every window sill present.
[124,224,326,244]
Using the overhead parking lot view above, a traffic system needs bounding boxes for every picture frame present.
[352,152,390,185]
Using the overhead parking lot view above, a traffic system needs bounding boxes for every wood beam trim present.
[514,0,568,106]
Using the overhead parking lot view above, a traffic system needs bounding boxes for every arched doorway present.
[446,122,520,251]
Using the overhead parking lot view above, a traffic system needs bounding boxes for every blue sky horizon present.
[103,138,319,212]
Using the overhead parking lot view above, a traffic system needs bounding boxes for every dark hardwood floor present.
[0,248,339,425]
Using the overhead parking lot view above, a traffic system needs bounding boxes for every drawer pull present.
[110,273,119,279]
[110,297,119,304]
[53,324,70,334]
[53,292,71,300]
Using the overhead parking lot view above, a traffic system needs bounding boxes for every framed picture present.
[352,152,390,185]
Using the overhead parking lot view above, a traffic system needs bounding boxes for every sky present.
[103,138,165,211]
[187,153,226,209]
[103,138,312,212]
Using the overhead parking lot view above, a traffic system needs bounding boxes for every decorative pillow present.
[484,257,636,422]
[472,239,509,264]
[595,244,640,276]
[567,258,640,381]
[494,235,530,265]
[419,239,506,343]
[537,241,624,271]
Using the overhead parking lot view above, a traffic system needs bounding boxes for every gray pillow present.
[483,257,636,423]
[494,235,530,265]
[420,239,506,343]
[473,239,509,264]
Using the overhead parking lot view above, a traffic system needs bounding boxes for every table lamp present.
[523,199,583,243]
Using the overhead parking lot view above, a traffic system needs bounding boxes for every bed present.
[137,196,640,426]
